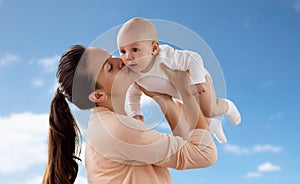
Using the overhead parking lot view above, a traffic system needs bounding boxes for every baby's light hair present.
[117,17,158,48]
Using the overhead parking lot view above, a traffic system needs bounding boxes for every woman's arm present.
[138,64,207,138]
[159,64,207,138]
[154,64,216,169]
[137,85,183,136]
[87,112,217,169]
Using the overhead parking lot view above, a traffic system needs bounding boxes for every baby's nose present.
[126,53,134,61]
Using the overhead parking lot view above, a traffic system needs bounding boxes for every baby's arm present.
[127,83,144,121]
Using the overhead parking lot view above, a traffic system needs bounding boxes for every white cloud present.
[32,79,44,87]
[23,174,87,184]
[47,79,58,94]
[24,175,43,184]
[0,112,48,174]
[0,53,18,66]
[244,162,281,179]
[253,144,282,153]
[223,144,250,154]
[75,175,88,184]
[258,162,281,172]
[37,55,60,73]
[0,112,87,182]
[224,144,282,155]
[244,172,262,178]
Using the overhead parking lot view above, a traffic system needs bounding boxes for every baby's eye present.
[120,50,126,54]
[133,48,138,52]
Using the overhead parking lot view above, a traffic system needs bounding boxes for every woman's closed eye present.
[107,63,113,72]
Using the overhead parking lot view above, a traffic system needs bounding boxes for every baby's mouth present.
[128,63,138,68]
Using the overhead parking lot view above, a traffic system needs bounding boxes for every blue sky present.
[0,0,300,183]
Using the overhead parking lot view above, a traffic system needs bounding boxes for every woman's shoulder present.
[89,108,149,132]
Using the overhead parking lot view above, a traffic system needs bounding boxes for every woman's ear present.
[151,41,159,55]
[89,90,106,103]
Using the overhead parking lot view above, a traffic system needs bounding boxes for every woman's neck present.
[98,96,127,115]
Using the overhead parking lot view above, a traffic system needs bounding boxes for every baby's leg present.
[191,76,227,143]
[192,75,227,118]
[206,118,227,143]
[175,95,227,143]
[192,75,241,126]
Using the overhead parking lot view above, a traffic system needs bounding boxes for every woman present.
[42,45,217,184]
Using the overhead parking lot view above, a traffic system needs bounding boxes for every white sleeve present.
[171,48,208,85]
[187,51,208,85]
[127,83,143,117]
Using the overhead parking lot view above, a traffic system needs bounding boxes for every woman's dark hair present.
[42,45,98,184]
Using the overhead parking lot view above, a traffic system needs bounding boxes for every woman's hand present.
[137,83,174,121]
[160,63,192,96]
[137,83,182,134]
[137,83,172,101]
[161,63,207,131]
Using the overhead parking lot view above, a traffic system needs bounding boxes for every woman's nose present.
[119,60,125,69]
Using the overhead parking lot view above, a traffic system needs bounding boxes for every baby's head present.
[117,18,159,72]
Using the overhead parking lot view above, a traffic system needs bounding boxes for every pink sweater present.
[85,108,217,184]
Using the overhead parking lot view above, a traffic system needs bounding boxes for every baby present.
[117,17,241,143]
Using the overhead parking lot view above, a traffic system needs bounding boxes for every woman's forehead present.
[85,47,111,79]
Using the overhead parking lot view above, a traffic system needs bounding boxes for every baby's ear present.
[152,41,159,55]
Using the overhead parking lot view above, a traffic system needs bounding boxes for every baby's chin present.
[126,64,140,72]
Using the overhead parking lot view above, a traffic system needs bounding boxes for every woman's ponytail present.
[42,45,96,184]
[42,89,81,184]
